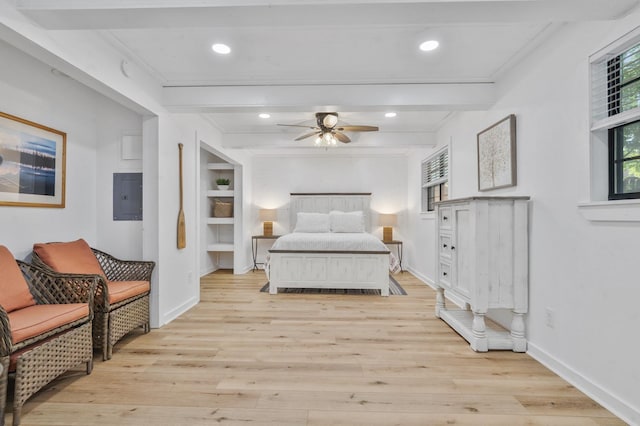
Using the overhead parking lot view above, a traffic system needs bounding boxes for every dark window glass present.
[610,120,640,199]
[427,182,449,211]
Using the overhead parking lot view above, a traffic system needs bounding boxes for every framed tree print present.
[0,111,66,207]
[477,114,516,191]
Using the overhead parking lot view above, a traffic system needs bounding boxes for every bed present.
[266,193,394,296]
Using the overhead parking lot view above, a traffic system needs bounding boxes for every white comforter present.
[270,232,389,252]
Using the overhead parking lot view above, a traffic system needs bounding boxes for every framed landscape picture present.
[477,114,516,191]
[0,112,66,207]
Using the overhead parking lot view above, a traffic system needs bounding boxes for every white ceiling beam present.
[221,131,436,149]
[163,83,495,113]
[16,0,640,30]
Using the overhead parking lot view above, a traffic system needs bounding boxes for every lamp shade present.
[259,209,277,221]
[378,214,397,227]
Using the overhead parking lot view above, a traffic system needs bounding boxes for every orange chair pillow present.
[0,245,36,313]
[33,239,105,278]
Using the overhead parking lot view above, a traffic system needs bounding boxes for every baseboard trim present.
[405,267,436,289]
[161,295,198,326]
[200,266,216,277]
[527,342,639,425]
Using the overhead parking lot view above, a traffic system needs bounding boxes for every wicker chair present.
[0,246,96,426]
[31,239,155,360]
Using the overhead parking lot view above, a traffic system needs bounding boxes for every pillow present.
[0,245,36,313]
[293,212,330,233]
[213,199,233,217]
[33,239,105,278]
[330,210,365,233]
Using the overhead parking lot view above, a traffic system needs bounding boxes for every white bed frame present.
[268,193,390,296]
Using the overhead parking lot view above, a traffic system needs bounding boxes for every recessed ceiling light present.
[419,40,439,52]
[259,113,271,119]
[385,112,397,118]
[212,43,231,55]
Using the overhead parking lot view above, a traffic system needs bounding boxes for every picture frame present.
[477,114,516,191]
[0,111,66,207]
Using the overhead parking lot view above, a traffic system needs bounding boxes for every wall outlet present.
[545,307,555,328]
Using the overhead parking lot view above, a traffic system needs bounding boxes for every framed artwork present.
[0,112,66,207]
[477,114,516,191]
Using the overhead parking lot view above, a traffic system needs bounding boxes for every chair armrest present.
[17,261,96,313]
[92,248,155,282]
[0,306,10,356]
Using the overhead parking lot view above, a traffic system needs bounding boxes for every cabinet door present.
[451,204,472,299]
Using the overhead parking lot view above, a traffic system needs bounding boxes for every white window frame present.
[421,145,450,215]
[580,26,640,222]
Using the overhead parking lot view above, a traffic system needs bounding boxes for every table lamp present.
[379,214,397,242]
[259,209,277,236]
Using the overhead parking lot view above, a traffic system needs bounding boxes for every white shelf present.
[207,163,234,170]
[207,217,234,225]
[207,190,234,197]
[207,243,234,252]
[439,309,516,351]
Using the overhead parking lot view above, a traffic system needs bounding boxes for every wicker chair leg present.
[102,317,109,361]
[86,359,93,375]
[11,407,20,426]
[1,357,8,426]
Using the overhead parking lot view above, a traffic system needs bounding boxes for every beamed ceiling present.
[13,0,640,150]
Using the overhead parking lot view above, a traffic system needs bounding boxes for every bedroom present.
[0,0,639,424]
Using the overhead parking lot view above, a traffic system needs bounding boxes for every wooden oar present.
[177,143,186,249]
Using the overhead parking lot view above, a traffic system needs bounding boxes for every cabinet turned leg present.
[471,312,488,352]
[511,312,527,352]
[435,287,445,318]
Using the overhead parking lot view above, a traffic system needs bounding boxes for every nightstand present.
[383,240,403,272]
[252,235,281,271]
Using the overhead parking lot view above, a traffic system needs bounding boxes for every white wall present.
[0,40,140,260]
[95,97,144,259]
[407,14,640,424]
[251,152,408,262]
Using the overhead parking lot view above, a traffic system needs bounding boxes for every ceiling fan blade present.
[336,125,379,132]
[333,131,351,143]
[277,124,319,130]
[294,131,321,141]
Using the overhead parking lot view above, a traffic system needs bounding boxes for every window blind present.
[422,148,448,188]
[591,43,640,126]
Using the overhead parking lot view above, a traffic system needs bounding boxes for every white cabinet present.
[434,196,529,352]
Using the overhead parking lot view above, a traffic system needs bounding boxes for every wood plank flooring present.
[6,270,624,425]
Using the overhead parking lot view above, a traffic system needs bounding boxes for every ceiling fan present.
[277,112,378,144]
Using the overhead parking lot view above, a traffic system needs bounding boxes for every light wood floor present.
[6,270,624,425]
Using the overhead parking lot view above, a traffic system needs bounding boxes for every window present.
[607,44,640,200]
[592,39,640,201]
[421,146,449,212]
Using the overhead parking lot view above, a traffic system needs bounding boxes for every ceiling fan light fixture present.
[322,113,339,128]
[212,43,231,55]
[419,40,439,52]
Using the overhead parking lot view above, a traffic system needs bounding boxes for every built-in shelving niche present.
[199,146,242,274]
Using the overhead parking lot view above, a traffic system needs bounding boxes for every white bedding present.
[266,232,401,276]
[270,232,389,252]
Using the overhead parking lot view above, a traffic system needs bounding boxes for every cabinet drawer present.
[439,233,452,259]
[439,261,452,288]
[438,207,452,229]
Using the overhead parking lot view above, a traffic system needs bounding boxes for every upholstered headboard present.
[289,193,372,232]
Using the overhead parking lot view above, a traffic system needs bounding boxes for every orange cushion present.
[8,303,89,345]
[33,239,105,278]
[0,245,36,313]
[108,280,150,304]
